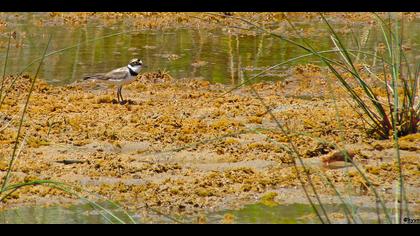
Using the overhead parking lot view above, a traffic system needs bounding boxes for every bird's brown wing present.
[103,67,128,81]
[84,67,127,81]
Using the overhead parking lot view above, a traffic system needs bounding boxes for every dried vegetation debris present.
[0,66,418,214]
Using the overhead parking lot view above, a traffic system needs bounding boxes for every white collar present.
[128,64,141,74]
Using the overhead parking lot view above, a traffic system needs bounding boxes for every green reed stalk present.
[320,15,392,138]
[282,15,392,223]
[0,29,146,225]
[260,126,394,223]
[219,48,389,99]
[316,16,393,223]
[1,180,135,224]
[354,16,413,221]
[375,13,419,136]
[246,33,333,223]
[202,12,400,224]
[0,30,139,109]
[254,129,357,223]
[323,67,363,224]
[50,184,129,224]
[0,35,52,192]
[0,32,12,108]
[70,30,83,82]
[385,13,403,224]
[289,14,393,223]
[372,12,412,223]
[204,13,400,139]
[247,84,330,223]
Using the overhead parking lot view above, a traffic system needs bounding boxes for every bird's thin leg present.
[120,86,125,103]
[116,86,121,103]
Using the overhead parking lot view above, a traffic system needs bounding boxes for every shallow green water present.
[1,13,419,85]
[0,203,134,224]
[207,203,382,224]
[0,202,381,224]
[0,203,320,224]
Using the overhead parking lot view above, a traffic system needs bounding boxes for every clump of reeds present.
[316,13,415,223]
[322,13,418,139]
[202,12,416,224]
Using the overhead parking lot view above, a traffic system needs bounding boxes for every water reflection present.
[0,202,383,224]
[0,13,419,86]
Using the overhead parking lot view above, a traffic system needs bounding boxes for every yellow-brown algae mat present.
[0,67,419,217]
[2,12,420,36]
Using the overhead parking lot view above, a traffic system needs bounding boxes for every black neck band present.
[128,66,138,76]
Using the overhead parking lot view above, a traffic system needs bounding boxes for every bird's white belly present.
[121,75,137,85]
[108,75,137,86]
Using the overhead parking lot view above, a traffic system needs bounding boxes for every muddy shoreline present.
[0,65,419,220]
[1,12,419,35]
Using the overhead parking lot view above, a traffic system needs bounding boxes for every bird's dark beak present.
[142,65,148,68]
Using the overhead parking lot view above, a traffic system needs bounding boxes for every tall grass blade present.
[0,32,12,109]
[1,34,52,192]
[1,180,135,224]
[0,30,139,109]
[204,12,398,223]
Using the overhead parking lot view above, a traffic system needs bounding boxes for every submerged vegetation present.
[0,12,419,224]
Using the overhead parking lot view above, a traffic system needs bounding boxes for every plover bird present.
[83,58,143,104]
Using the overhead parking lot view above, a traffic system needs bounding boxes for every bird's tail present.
[69,75,98,87]
[83,76,95,81]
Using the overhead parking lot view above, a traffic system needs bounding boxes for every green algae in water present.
[206,203,386,224]
[259,192,280,207]
[209,203,322,224]
[1,203,318,224]
[0,202,396,224]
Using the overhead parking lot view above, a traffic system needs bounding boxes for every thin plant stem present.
[1,34,52,192]
[248,83,331,223]
[0,32,12,109]
[0,30,139,109]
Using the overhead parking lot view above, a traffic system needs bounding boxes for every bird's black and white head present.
[127,58,143,75]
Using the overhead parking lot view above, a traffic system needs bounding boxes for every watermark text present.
[403,217,419,224]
